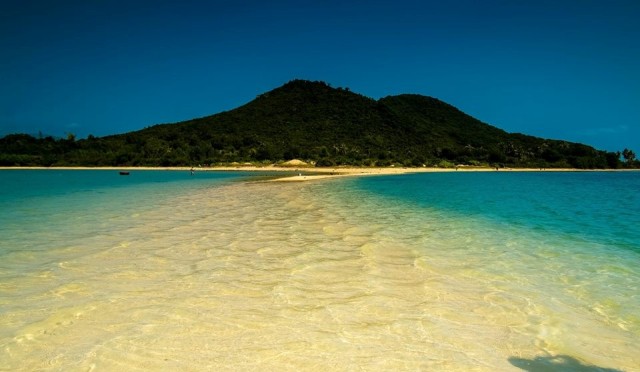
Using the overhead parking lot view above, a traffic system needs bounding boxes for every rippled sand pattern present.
[1,180,638,371]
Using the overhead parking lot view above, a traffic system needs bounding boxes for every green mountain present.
[0,79,628,168]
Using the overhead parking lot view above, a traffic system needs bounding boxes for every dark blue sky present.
[1,0,639,152]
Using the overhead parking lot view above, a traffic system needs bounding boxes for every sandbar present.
[0,165,623,183]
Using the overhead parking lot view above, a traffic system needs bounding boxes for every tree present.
[605,152,620,169]
[622,148,636,164]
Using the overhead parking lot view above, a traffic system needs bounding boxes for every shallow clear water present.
[0,170,638,371]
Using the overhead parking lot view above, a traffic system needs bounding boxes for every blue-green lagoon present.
[1,170,638,370]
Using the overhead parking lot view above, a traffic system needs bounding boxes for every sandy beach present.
[0,165,624,185]
[0,164,614,184]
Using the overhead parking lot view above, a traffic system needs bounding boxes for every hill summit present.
[0,79,624,168]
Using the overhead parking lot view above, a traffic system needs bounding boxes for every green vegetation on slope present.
[1,79,636,168]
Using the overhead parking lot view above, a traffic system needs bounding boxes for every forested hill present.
[0,79,634,168]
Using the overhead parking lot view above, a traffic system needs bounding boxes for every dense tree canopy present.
[1,80,636,169]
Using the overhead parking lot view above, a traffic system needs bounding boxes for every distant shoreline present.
[1,165,635,182]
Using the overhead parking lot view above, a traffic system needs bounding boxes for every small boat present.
[119,171,130,176]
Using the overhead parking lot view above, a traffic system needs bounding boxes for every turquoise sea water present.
[1,170,638,371]
[354,172,640,252]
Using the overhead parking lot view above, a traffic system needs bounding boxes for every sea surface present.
[0,169,638,371]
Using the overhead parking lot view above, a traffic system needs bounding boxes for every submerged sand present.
[2,173,637,371]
